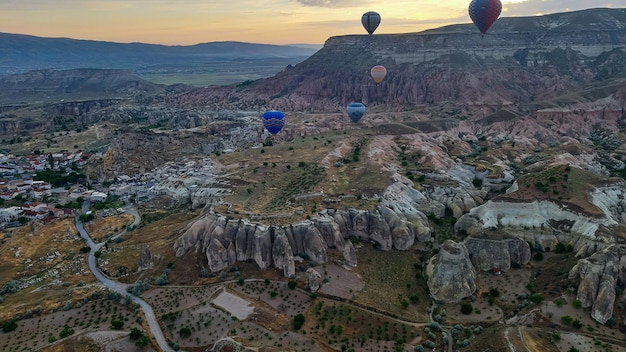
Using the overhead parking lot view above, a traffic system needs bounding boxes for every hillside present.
[1,8,626,352]
[164,7,626,113]
[0,33,320,81]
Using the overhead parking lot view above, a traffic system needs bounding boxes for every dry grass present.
[0,219,92,320]
[100,209,199,282]
[83,214,134,243]
[351,243,430,322]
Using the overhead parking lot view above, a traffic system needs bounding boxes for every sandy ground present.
[315,264,365,299]
[212,289,255,320]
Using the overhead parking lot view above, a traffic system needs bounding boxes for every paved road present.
[76,207,173,352]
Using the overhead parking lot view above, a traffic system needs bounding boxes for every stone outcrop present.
[426,240,477,303]
[306,268,323,293]
[464,236,531,272]
[568,245,625,324]
[455,181,626,254]
[138,245,154,272]
[174,194,434,276]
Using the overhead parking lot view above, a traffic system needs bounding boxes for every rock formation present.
[174,191,437,276]
[426,240,477,303]
[568,245,625,324]
[306,268,323,293]
[455,181,626,255]
[138,245,154,272]
[464,236,531,272]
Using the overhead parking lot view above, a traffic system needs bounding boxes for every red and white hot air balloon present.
[370,65,387,85]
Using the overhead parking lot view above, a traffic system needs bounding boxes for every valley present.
[1,7,626,352]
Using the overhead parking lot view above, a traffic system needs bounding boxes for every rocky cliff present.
[568,245,625,324]
[426,236,531,303]
[168,8,626,112]
[454,179,626,255]
[173,197,437,276]
[426,240,477,303]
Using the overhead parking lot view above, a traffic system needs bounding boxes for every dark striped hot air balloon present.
[361,11,381,35]
[262,110,285,134]
[468,0,502,35]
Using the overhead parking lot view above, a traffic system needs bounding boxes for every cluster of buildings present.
[0,151,92,176]
[0,151,104,229]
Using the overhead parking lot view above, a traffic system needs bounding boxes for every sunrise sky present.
[0,0,622,45]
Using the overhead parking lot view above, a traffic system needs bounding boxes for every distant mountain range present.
[0,33,322,75]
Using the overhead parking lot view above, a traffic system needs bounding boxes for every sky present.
[0,0,623,45]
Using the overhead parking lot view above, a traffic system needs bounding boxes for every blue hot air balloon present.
[361,11,381,35]
[468,0,502,35]
[346,102,366,123]
[262,110,285,134]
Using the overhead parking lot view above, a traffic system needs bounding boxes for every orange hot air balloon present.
[370,65,387,85]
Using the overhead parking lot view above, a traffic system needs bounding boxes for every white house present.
[89,191,108,202]
[0,206,21,222]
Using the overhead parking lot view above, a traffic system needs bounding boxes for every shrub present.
[561,315,573,325]
[59,325,75,338]
[533,252,543,261]
[111,319,124,330]
[555,297,565,306]
[529,293,543,304]
[472,178,483,188]
[179,327,192,338]
[573,299,582,308]
[287,280,297,289]
[460,302,473,315]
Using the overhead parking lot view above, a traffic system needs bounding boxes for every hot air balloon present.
[361,11,381,35]
[346,102,366,123]
[262,110,285,134]
[370,65,387,85]
[468,0,502,35]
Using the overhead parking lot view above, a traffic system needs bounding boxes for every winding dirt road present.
[77,204,173,352]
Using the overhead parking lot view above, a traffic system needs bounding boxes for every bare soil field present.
[315,264,364,299]
[0,294,144,352]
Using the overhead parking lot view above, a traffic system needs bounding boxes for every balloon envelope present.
[262,110,285,134]
[361,11,381,35]
[468,0,502,35]
[346,102,366,123]
[370,65,387,84]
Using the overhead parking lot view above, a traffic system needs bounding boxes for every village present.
[0,150,221,230]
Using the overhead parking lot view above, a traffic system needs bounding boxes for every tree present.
[287,280,297,289]
[179,327,192,338]
[2,319,17,333]
[129,327,143,340]
[293,313,305,330]
[135,335,150,348]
